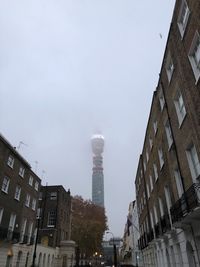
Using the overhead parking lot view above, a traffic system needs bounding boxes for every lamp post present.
[106,231,117,267]
[31,212,41,267]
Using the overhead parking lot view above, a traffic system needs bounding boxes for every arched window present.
[16,251,22,267]
[43,253,46,267]
[51,255,55,267]
[25,252,29,267]
[38,253,42,267]
[166,248,171,267]
[47,254,50,265]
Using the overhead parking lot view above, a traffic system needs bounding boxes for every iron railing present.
[154,222,160,238]
[170,183,200,223]
[0,227,20,242]
[160,213,171,233]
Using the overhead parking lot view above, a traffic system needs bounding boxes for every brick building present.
[135,0,200,266]
[0,133,41,266]
[38,185,72,247]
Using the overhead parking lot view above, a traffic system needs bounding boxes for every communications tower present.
[91,134,104,207]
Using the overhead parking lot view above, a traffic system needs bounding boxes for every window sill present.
[178,113,187,129]
[160,163,164,171]
[168,142,173,151]
[166,69,175,85]
[1,190,8,194]
[7,164,14,169]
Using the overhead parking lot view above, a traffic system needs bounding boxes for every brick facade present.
[135,0,200,266]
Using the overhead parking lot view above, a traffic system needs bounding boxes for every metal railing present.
[154,223,160,238]
[160,213,171,233]
[0,227,20,242]
[170,183,200,223]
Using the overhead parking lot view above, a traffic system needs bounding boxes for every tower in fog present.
[91,134,104,207]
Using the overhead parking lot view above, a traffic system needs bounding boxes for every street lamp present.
[31,210,41,267]
[106,231,117,267]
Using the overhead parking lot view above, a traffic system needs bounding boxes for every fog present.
[0,0,175,236]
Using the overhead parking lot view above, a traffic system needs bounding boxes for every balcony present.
[20,235,28,244]
[0,227,20,243]
[138,233,148,250]
[154,223,160,238]
[170,183,200,225]
[160,213,171,234]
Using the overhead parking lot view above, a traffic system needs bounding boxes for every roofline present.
[0,132,31,168]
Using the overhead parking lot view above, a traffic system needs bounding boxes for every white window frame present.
[164,186,172,211]
[165,120,173,149]
[150,210,154,229]
[47,211,56,227]
[143,160,146,173]
[150,175,153,192]
[153,163,158,181]
[27,222,33,244]
[25,194,30,207]
[50,192,57,200]
[146,149,149,163]
[174,169,184,198]
[32,198,36,211]
[158,148,164,169]
[186,144,200,181]
[188,31,200,83]
[165,53,174,82]
[0,208,4,225]
[1,177,10,194]
[158,197,164,217]
[153,120,158,135]
[159,87,165,111]
[20,218,27,243]
[14,186,21,201]
[8,213,16,232]
[35,181,39,191]
[154,205,158,224]
[146,184,150,199]
[149,138,153,150]
[19,166,25,178]
[174,90,186,126]
[177,0,190,38]
[143,192,146,205]
[7,155,14,168]
[29,176,33,186]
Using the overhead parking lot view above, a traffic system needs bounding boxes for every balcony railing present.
[160,213,171,233]
[154,223,160,238]
[0,227,20,243]
[170,183,200,224]
[147,229,154,243]
[138,233,148,250]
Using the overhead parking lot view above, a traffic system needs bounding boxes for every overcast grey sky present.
[0,0,175,236]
